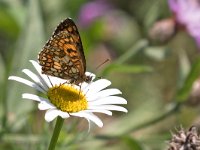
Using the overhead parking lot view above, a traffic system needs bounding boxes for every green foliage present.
[0,0,200,150]
[121,136,143,150]
[177,56,200,102]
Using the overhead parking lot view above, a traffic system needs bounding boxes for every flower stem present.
[48,116,64,150]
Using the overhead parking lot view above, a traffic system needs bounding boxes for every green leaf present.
[102,64,153,75]
[7,0,45,131]
[0,7,20,38]
[144,46,169,61]
[116,39,149,64]
[0,54,5,120]
[176,56,200,102]
[177,50,191,88]
[121,136,143,150]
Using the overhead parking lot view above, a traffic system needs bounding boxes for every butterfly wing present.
[51,18,86,72]
[38,18,86,82]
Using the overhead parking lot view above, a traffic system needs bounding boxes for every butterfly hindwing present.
[38,18,90,84]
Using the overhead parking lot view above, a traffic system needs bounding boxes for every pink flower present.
[168,0,200,47]
[78,0,112,27]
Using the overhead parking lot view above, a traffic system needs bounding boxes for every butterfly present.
[38,18,92,85]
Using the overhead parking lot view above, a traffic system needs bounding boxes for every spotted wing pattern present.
[38,18,91,85]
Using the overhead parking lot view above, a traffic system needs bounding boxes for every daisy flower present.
[8,60,128,128]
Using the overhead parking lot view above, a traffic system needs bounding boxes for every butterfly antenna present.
[95,59,110,70]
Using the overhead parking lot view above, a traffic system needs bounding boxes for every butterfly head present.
[72,74,92,85]
[85,75,93,83]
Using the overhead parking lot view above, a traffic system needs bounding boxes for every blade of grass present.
[6,0,45,131]
[176,56,200,102]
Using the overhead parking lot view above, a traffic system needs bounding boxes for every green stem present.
[116,39,148,65]
[124,102,180,134]
[101,39,149,76]
[48,116,64,150]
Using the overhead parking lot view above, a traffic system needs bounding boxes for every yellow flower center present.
[47,84,88,113]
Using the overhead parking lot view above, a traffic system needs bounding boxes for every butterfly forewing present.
[38,18,90,85]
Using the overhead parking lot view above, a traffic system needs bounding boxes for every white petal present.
[80,80,93,92]
[48,76,67,86]
[30,60,52,88]
[58,111,70,118]
[86,119,91,132]
[84,109,112,115]
[70,112,103,127]
[22,93,48,102]
[80,82,90,91]
[88,105,128,113]
[87,89,122,101]
[38,101,55,110]
[22,69,48,91]
[86,79,111,96]
[8,76,45,93]
[45,109,59,122]
[89,96,127,105]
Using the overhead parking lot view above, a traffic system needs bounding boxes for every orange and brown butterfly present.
[38,18,92,85]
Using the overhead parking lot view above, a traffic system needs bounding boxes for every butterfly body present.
[38,18,91,85]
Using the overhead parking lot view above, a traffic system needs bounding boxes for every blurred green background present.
[1,0,200,149]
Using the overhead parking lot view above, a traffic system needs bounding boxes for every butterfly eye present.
[85,76,92,83]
